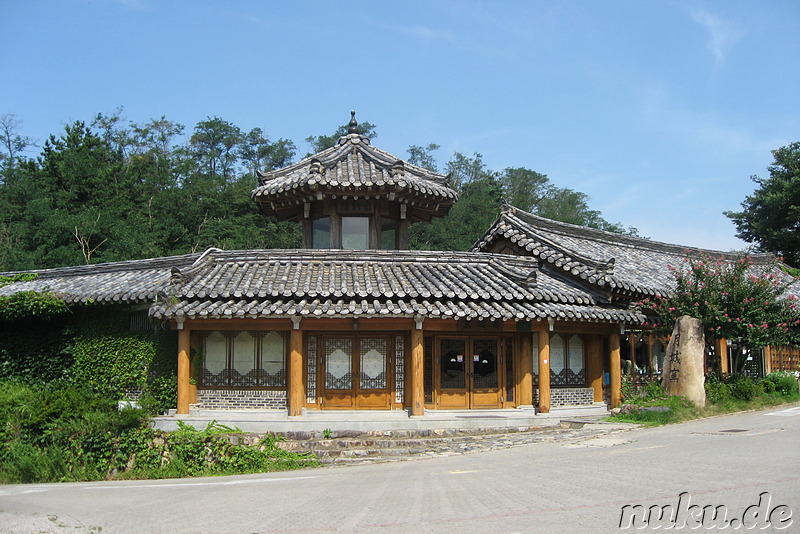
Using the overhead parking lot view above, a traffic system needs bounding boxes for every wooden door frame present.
[432,334,506,409]
[317,334,394,410]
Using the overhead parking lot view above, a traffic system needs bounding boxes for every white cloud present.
[396,24,455,42]
[689,9,742,64]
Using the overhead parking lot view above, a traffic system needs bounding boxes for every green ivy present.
[0,273,39,287]
[0,291,68,322]
[1,307,177,415]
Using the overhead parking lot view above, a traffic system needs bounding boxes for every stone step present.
[274,425,597,464]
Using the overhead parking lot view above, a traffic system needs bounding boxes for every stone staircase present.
[274,421,611,465]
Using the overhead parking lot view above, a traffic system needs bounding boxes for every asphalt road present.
[1,405,799,533]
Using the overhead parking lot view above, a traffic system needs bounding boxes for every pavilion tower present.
[251,112,457,250]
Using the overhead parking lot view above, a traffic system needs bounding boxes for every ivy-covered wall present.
[0,303,178,414]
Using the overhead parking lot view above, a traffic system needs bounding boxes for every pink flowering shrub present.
[640,255,800,372]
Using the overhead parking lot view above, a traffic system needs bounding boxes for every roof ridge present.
[507,204,764,259]
[187,248,542,266]
[0,253,200,279]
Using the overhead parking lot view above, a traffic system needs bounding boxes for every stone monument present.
[662,315,706,407]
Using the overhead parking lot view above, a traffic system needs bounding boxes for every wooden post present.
[177,328,191,415]
[610,333,621,408]
[537,331,550,414]
[517,333,533,407]
[289,327,305,416]
[587,335,604,403]
[188,334,198,405]
[717,338,729,374]
[410,326,425,416]
[763,345,772,375]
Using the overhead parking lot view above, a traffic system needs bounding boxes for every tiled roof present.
[0,254,200,304]
[150,249,643,323]
[251,133,457,219]
[0,248,646,325]
[472,203,800,299]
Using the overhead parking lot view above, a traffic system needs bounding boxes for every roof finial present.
[348,110,358,134]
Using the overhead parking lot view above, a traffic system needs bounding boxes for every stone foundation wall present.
[196,389,287,410]
[534,387,595,407]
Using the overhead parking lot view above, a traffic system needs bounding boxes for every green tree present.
[238,127,296,177]
[640,255,800,373]
[0,113,34,181]
[498,167,550,212]
[725,142,800,267]
[186,117,244,182]
[406,143,440,173]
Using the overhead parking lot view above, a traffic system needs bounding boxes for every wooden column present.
[189,334,198,405]
[288,327,305,417]
[177,328,191,415]
[398,219,410,249]
[610,333,621,408]
[410,326,425,416]
[717,338,729,374]
[517,333,533,407]
[763,345,772,375]
[537,331,551,414]
[587,335,604,403]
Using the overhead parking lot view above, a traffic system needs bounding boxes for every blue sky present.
[2,0,798,251]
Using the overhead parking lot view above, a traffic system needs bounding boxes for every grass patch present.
[609,372,799,426]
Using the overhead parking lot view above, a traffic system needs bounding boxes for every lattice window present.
[201,330,288,389]
[553,334,586,387]
[307,335,317,403]
[395,335,405,404]
[531,332,587,388]
[325,338,353,390]
[259,331,286,387]
[424,336,433,403]
[359,338,387,389]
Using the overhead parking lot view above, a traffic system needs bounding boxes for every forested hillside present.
[0,111,636,271]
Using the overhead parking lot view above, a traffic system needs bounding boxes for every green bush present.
[728,376,764,402]
[705,380,732,404]
[762,372,799,397]
[0,383,317,484]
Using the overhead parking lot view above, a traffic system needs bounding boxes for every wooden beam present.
[763,345,772,375]
[587,334,604,403]
[410,327,424,416]
[517,333,533,407]
[288,328,305,416]
[177,328,191,415]
[718,338,729,374]
[537,332,551,414]
[610,333,621,408]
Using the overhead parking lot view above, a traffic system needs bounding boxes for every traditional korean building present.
[2,114,797,419]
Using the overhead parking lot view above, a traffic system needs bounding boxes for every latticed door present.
[319,335,392,409]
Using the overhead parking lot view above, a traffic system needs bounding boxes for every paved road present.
[1,405,799,533]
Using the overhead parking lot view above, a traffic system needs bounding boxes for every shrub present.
[762,372,800,397]
[0,383,317,484]
[727,376,764,402]
[705,380,732,404]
